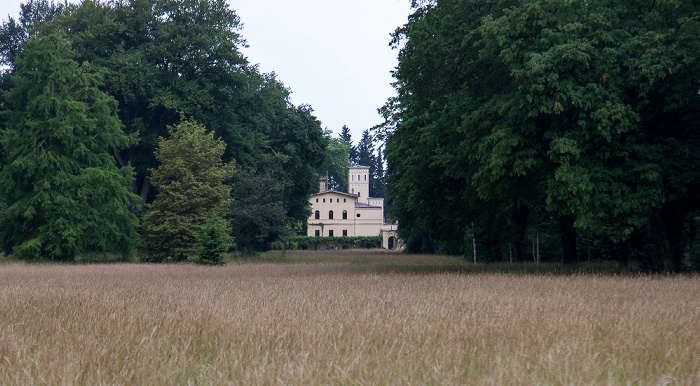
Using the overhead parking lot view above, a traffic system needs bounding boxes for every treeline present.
[382,0,700,271]
[0,0,329,261]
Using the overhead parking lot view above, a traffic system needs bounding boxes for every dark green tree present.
[0,0,326,224]
[228,167,288,254]
[195,217,232,265]
[0,34,139,260]
[339,124,356,162]
[384,0,700,270]
[139,119,234,261]
[354,128,385,198]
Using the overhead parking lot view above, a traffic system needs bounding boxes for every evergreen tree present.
[0,34,139,260]
[195,217,232,265]
[340,124,356,162]
[372,146,386,199]
[139,119,234,262]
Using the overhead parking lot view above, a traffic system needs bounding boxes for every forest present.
[0,0,390,262]
[382,0,700,271]
[0,0,335,261]
[1,0,699,272]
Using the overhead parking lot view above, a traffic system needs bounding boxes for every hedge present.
[276,236,382,250]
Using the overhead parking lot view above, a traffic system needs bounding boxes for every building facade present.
[307,165,401,250]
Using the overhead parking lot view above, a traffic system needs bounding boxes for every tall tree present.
[0,34,139,260]
[339,124,356,162]
[384,0,700,270]
[0,0,327,225]
[139,119,234,262]
[228,167,288,254]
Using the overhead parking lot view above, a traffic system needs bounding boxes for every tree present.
[0,34,139,260]
[354,128,386,198]
[384,0,700,270]
[320,132,350,192]
[0,0,326,221]
[0,0,328,250]
[139,119,234,261]
[195,217,232,265]
[228,167,288,254]
[340,124,356,162]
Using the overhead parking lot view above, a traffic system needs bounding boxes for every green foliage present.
[196,218,232,265]
[228,167,289,254]
[139,120,234,262]
[0,0,327,226]
[281,236,383,250]
[0,34,139,260]
[384,0,700,271]
[320,132,350,192]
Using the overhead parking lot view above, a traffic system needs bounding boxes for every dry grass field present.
[1,250,698,384]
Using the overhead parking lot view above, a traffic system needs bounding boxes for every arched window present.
[315,210,320,220]
[329,210,334,220]
[342,210,347,219]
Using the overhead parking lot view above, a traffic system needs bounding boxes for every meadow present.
[0,250,698,384]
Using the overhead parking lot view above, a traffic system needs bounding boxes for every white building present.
[307,165,401,250]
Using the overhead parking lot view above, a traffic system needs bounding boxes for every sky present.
[1,0,412,142]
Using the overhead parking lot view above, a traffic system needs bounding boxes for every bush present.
[195,218,232,265]
[272,240,285,250]
[283,236,382,250]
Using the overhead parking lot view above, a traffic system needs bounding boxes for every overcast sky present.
[1,0,412,142]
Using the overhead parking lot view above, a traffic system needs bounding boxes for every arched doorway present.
[388,236,396,250]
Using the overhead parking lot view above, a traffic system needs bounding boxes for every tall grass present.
[0,253,698,384]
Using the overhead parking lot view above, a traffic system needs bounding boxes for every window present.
[315,210,320,220]
[342,210,347,220]
[352,175,354,181]
[323,198,326,203]
[356,213,361,218]
[343,198,346,203]
[315,230,320,237]
[316,198,318,203]
[329,230,334,237]
[342,230,347,236]
[329,210,334,220]
[364,175,367,181]
[337,198,339,203]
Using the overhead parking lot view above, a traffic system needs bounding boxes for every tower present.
[348,165,369,204]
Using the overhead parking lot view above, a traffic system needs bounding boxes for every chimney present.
[319,177,327,192]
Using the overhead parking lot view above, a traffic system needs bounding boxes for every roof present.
[310,190,358,198]
[348,164,370,170]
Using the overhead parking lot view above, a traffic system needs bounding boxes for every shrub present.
[196,218,232,265]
